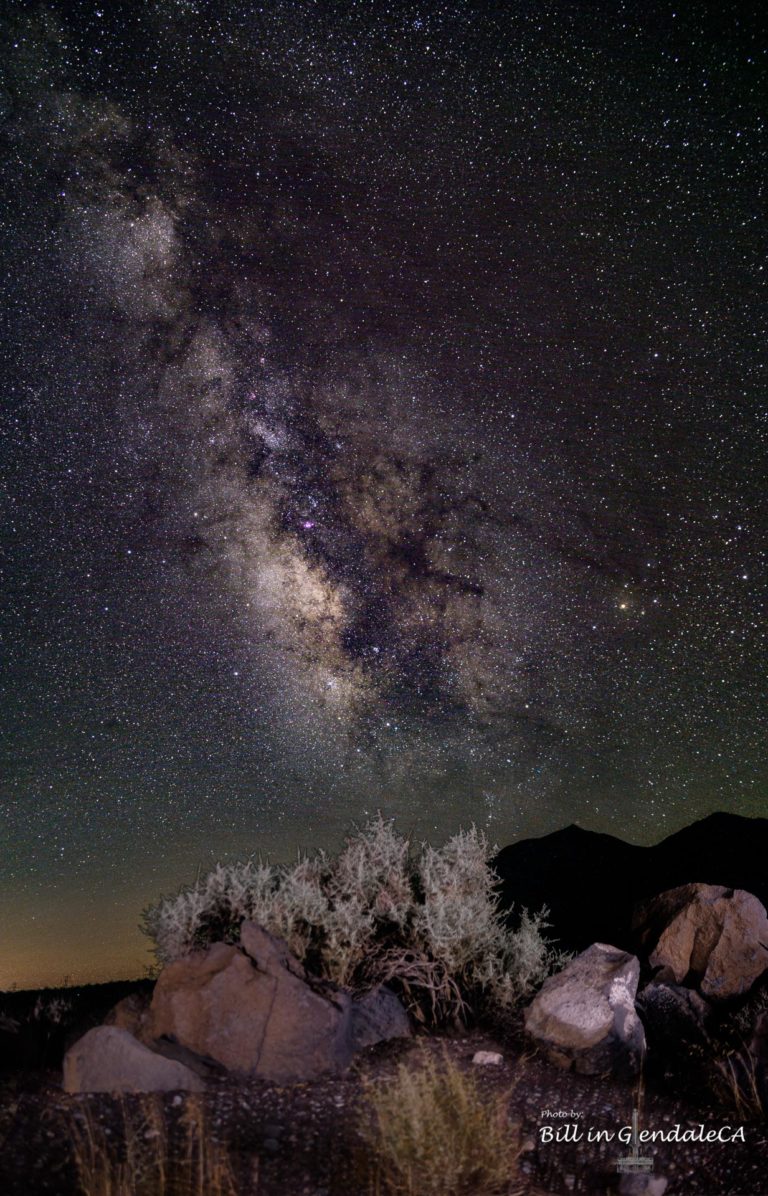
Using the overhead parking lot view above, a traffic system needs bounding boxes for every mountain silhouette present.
[493,812,768,953]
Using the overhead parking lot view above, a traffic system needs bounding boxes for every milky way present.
[1,2,765,985]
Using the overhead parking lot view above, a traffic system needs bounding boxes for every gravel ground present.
[0,1030,766,1195]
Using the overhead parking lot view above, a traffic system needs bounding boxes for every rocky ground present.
[5,875,768,1196]
[1,1025,766,1196]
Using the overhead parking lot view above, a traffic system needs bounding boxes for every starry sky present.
[1,1,765,988]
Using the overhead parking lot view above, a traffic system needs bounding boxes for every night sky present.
[1,1,765,988]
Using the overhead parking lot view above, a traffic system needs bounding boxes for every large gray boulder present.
[146,922,353,1082]
[350,984,412,1051]
[63,1026,205,1094]
[524,943,645,1078]
[633,884,768,1000]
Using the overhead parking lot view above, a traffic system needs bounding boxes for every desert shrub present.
[31,993,73,1025]
[68,1093,240,1196]
[368,828,565,1023]
[321,812,414,986]
[143,859,279,960]
[355,1049,521,1195]
[267,853,331,963]
[142,816,565,1025]
[415,829,506,983]
[0,1010,19,1034]
[495,907,569,1009]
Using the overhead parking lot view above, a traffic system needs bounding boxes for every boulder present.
[240,921,308,980]
[350,985,412,1051]
[104,991,152,1040]
[634,884,768,1000]
[63,1026,205,1093]
[636,981,711,1053]
[524,943,645,1078]
[146,923,353,1081]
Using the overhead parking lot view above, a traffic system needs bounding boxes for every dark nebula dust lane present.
[0,1,765,985]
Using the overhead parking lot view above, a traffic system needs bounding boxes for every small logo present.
[616,1109,654,1175]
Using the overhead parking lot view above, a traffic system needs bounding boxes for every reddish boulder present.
[634,884,768,1000]
[146,924,352,1081]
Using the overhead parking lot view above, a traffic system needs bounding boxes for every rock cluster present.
[64,922,411,1094]
[525,883,768,1086]
[63,879,768,1096]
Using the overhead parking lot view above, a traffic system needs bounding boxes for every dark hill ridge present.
[493,811,768,953]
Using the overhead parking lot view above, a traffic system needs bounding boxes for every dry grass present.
[713,1048,767,1122]
[68,1093,241,1196]
[356,1048,522,1196]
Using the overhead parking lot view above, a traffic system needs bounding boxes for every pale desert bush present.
[356,1049,521,1196]
[142,817,566,1025]
[68,1093,240,1196]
